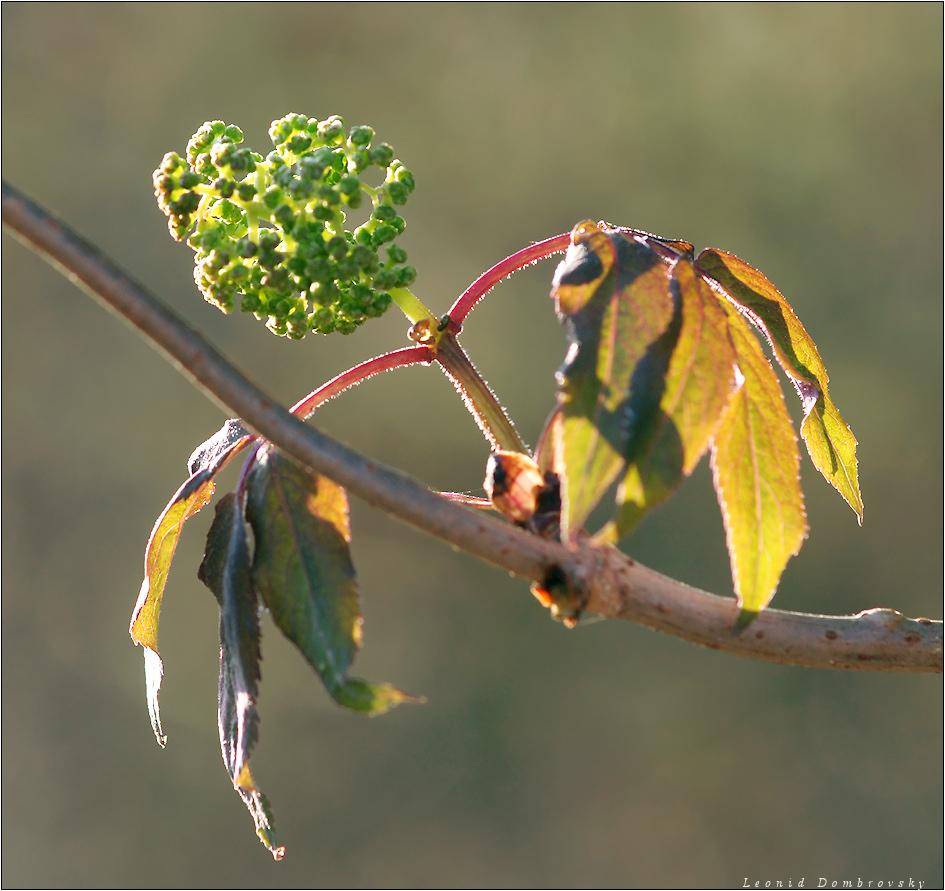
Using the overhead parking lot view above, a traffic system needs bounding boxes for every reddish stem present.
[291,345,434,420]
[446,232,571,329]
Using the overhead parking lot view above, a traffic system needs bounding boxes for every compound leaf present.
[246,448,413,716]
[551,221,676,539]
[199,493,283,860]
[696,248,862,522]
[606,258,736,538]
[129,422,252,746]
[710,302,808,618]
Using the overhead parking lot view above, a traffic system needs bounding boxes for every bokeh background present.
[3,4,941,888]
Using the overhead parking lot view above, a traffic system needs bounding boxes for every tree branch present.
[4,180,940,674]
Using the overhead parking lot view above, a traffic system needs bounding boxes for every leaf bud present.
[484,452,546,524]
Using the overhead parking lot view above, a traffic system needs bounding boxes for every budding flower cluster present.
[152,115,417,338]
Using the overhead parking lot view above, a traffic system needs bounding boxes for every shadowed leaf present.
[710,301,808,615]
[246,448,414,715]
[695,248,862,522]
[129,424,252,746]
[199,493,283,860]
[551,221,676,539]
[605,258,736,538]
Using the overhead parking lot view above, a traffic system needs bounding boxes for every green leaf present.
[551,221,676,539]
[695,249,862,522]
[245,448,415,716]
[129,423,252,746]
[710,301,809,615]
[199,494,284,861]
[605,258,737,538]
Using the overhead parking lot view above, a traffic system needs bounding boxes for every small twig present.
[3,180,940,674]
[447,232,570,326]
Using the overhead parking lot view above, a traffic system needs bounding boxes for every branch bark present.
[3,180,941,674]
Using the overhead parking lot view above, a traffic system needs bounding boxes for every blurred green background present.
[3,4,941,887]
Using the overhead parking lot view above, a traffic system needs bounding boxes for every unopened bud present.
[484,451,545,524]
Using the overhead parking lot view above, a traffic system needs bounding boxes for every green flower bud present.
[317,115,345,144]
[394,167,416,192]
[179,170,204,189]
[287,134,313,154]
[373,268,396,290]
[369,143,394,167]
[173,191,201,215]
[274,206,296,233]
[372,223,397,246]
[351,245,376,268]
[386,245,408,264]
[326,236,348,259]
[387,181,408,205]
[263,186,283,209]
[348,125,374,148]
[350,149,370,174]
[372,204,396,222]
[306,258,332,282]
[227,148,253,174]
[395,265,417,287]
[236,182,257,201]
[338,175,361,196]
[288,178,314,201]
[335,259,359,280]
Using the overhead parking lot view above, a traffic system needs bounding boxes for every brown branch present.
[3,180,941,674]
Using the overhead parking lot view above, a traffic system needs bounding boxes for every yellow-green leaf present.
[551,221,676,539]
[129,474,214,746]
[129,423,252,746]
[711,300,808,615]
[696,248,862,522]
[605,258,736,538]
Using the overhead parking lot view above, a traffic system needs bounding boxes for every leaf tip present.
[142,646,167,747]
